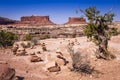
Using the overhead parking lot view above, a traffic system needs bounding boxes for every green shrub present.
[109,28,118,36]
[45,34,50,39]
[82,6,116,59]
[25,34,33,41]
[0,30,18,47]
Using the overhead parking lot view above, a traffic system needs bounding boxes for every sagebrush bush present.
[67,44,94,74]
[31,39,38,45]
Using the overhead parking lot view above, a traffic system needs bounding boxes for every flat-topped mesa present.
[16,15,56,26]
[65,17,86,26]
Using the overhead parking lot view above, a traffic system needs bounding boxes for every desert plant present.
[81,6,117,59]
[25,34,33,41]
[67,44,94,74]
[45,34,50,39]
[0,30,18,47]
[109,28,118,36]
[31,38,38,45]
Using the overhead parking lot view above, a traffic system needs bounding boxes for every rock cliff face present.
[65,17,86,24]
[0,16,86,26]
[15,15,56,26]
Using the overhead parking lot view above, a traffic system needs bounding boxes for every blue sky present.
[0,0,119,24]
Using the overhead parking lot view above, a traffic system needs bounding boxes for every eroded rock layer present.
[65,17,86,24]
[15,15,56,26]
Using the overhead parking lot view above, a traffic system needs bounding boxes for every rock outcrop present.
[30,55,43,62]
[46,62,61,72]
[0,64,15,80]
[65,17,86,25]
[16,47,26,56]
[15,15,56,26]
[12,42,27,56]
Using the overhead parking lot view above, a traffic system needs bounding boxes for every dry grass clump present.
[67,43,94,74]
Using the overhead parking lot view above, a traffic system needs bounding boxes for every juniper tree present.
[82,7,117,59]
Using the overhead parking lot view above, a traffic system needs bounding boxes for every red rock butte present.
[65,17,86,24]
[0,16,87,26]
[15,15,56,26]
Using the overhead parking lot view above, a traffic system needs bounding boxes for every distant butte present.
[0,15,87,26]
[15,15,56,26]
[65,17,86,24]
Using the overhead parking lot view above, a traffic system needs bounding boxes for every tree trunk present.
[96,36,115,59]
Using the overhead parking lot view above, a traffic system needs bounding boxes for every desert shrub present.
[83,24,96,40]
[109,28,118,36]
[25,34,33,41]
[73,62,94,74]
[31,38,38,45]
[67,44,94,74]
[0,30,18,47]
[45,34,50,39]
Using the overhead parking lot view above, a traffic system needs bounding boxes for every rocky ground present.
[0,35,120,80]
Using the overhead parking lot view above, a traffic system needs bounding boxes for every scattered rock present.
[30,52,35,55]
[55,57,65,66]
[0,64,15,80]
[16,47,26,56]
[42,43,47,51]
[30,55,43,62]
[42,46,47,51]
[47,62,61,72]
[30,45,34,49]
[36,51,41,54]
[56,55,69,66]
[12,44,19,55]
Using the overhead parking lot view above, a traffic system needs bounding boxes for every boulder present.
[45,61,61,72]
[12,44,19,55]
[42,46,47,51]
[36,51,41,54]
[56,55,69,66]
[17,47,25,51]
[42,43,47,51]
[16,47,26,56]
[30,52,35,55]
[55,58,65,66]
[30,55,43,62]
[47,62,61,72]
[0,64,15,80]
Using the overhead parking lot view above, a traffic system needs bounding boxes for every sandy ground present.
[0,35,120,80]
